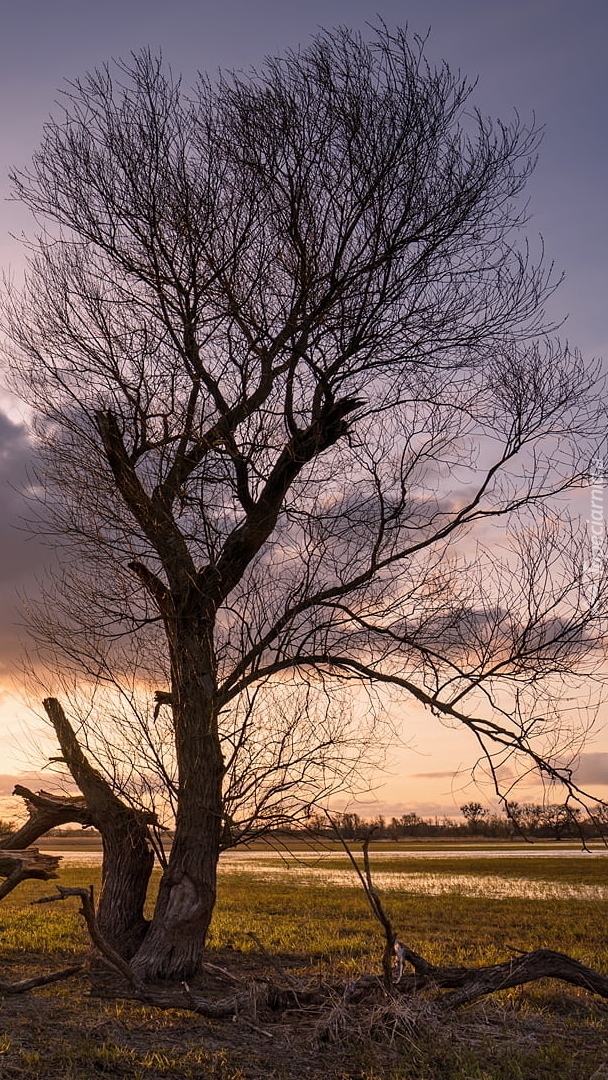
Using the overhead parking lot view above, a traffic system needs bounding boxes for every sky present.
[0,0,607,821]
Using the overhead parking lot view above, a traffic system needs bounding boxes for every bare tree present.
[3,25,607,980]
[460,802,489,834]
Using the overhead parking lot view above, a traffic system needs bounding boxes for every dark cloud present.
[0,410,49,673]
[0,410,39,578]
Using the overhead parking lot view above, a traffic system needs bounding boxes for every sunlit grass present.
[0,870,101,956]
[208,871,608,976]
[9,1038,247,1080]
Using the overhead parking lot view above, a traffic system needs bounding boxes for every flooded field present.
[42,844,608,902]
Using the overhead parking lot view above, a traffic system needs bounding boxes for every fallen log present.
[394,946,608,1009]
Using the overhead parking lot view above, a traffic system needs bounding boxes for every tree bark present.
[42,699,155,958]
[130,743,224,978]
[388,943,608,1008]
[130,623,224,981]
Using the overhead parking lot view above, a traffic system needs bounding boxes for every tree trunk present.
[95,813,155,958]
[43,699,155,959]
[130,721,224,979]
[130,626,224,981]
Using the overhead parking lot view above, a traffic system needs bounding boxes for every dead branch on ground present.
[0,966,84,995]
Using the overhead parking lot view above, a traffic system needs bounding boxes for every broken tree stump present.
[3,786,94,851]
[0,848,61,901]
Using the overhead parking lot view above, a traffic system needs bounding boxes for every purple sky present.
[0,0,607,814]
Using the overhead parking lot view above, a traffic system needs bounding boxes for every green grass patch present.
[208,869,608,974]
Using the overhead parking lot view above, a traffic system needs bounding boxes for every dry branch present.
[93,978,268,1018]
[408,948,608,1009]
[325,824,608,1011]
[0,849,61,879]
[78,943,608,1023]
[15,785,92,824]
[33,885,146,991]
[0,966,84,994]
[325,816,398,989]
[4,787,94,852]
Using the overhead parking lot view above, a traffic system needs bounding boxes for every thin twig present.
[200,961,243,985]
[239,1017,274,1038]
[325,813,397,990]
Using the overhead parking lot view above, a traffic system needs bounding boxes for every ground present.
[2,953,608,1079]
[1,844,608,1078]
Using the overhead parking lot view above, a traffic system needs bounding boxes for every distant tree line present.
[2,801,606,845]
[295,802,608,842]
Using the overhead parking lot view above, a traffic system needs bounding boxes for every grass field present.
[1,847,607,1078]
